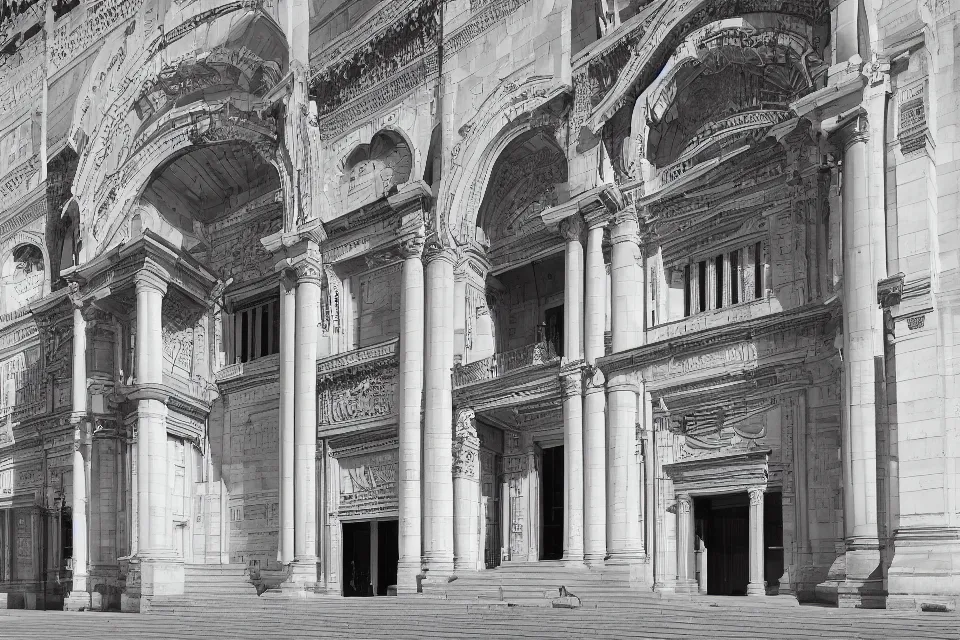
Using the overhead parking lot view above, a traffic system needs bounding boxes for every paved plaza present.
[2,597,959,640]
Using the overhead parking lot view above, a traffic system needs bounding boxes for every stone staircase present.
[421,561,660,608]
[183,564,258,597]
[126,592,959,640]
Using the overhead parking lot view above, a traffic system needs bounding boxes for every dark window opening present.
[234,297,280,364]
[754,241,763,298]
[731,250,740,305]
[683,264,691,317]
[697,261,707,313]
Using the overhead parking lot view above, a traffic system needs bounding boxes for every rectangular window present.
[681,241,765,318]
[233,297,280,363]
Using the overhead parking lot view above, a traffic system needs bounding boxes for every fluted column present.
[292,258,321,581]
[747,487,766,596]
[422,246,456,576]
[560,215,585,565]
[453,408,481,572]
[278,273,296,565]
[397,233,425,592]
[836,114,883,606]
[64,291,91,610]
[675,493,695,592]
[583,220,607,566]
[607,375,643,561]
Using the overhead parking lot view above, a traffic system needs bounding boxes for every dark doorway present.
[544,306,564,357]
[342,521,372,597]
[480,449,501,569]
[695,494,749,596]
[541,445,564,560]
[376,520,399,595]
[764,492,784,594]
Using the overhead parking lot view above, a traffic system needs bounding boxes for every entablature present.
[663,448,770,496]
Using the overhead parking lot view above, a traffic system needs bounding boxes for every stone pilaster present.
[292,256,321,583]
[278,271,297,566]
[747,487,766,597]
[422,245,457,577]
[397,231,425,593]
[835,113,885,608]
[452,408,481,572]
[560,366,585,564]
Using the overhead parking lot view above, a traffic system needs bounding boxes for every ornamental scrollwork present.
[453,408,480,479]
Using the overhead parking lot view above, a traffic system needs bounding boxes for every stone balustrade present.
[452,340,558,388]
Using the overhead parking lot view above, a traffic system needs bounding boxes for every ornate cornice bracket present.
[877,272,905,309]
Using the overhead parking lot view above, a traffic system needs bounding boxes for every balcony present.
[453,341,559,389]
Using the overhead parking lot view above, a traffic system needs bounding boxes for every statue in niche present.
[339,131,412,212]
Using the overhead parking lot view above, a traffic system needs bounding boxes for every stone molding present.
[834,112,870,152]
[663,448,770,496]
[134,271,168,297]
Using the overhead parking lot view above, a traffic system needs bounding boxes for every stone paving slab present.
[2,598,959,640]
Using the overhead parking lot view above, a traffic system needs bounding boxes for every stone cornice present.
[317,338,399,381]
[540,184,622,232]
[72,231,218,308]
[663,448,770,496]
[453,360,561,413]
[598,301,836,377]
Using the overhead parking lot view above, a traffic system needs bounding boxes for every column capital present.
[560,370,584,398]
[422,243,457,266]
[558,214,585,242]
[748,486,765,505]
[399,229,426,260]
[134,270,168,296]
[609,207,641,246]
[677,493,692,512]
[67,282,85,310]
[293,258,322,285]
[833,112,870,153]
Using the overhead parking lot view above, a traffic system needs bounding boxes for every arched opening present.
[1,244,45,315]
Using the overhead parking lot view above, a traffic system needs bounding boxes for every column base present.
[63,590,92,611]
[561,552,585,567]
[422,552,455,580]
[747,581,766,596]
[583,552,605,567]
[887,527,960,612]
[283,557,319,589]
[140,555,185,598]
[396,559,423,595]
[120,594,141,613]
[672,579,699,595]
[605,549,646,564]
[838,544,885,609]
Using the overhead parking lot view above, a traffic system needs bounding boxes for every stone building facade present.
[0,0,958,615]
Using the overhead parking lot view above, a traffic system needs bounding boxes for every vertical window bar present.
[683,264,691,317]
[754,241,763,299]
[715,254,724,309]
[697,261,707,313]
[731,250,740,305]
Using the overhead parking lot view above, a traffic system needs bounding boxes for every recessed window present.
[682,242,764,318]
[232,297,280,363]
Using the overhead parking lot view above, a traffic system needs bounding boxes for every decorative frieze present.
[317,339,400,430]
[897,81,928,155]
[49,0,145,75]
[877,272,905,309]
[336,441,399,518]
[443,0,535,64]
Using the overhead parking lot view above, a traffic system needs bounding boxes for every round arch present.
[439,74,570,246]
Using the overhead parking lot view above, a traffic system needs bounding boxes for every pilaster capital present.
[677,493,692,513]
[583,365,605,393]
[558,214,585,242]
[134,270,168,297]
[748,486,765,505]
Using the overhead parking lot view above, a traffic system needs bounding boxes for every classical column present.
[607,208,646,565]
[132,271,182,598]
[560,214,586,565]
[422,246,456,576]
[397,233,425,592]
[64,293,91,610]
[609,209,644,353]
[560,369,585,563]
[560,215,585,361]
[747,487,766,596]
[292,258,321,581]
[453,408,481,572]
[582,220,607,566]
[675,493,695,592]
[278,273,296,565]
[607,375,643,561]
[836,114,883,606]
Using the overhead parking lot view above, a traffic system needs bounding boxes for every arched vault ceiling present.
[141,141,280,231]
[477,129,568,253]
